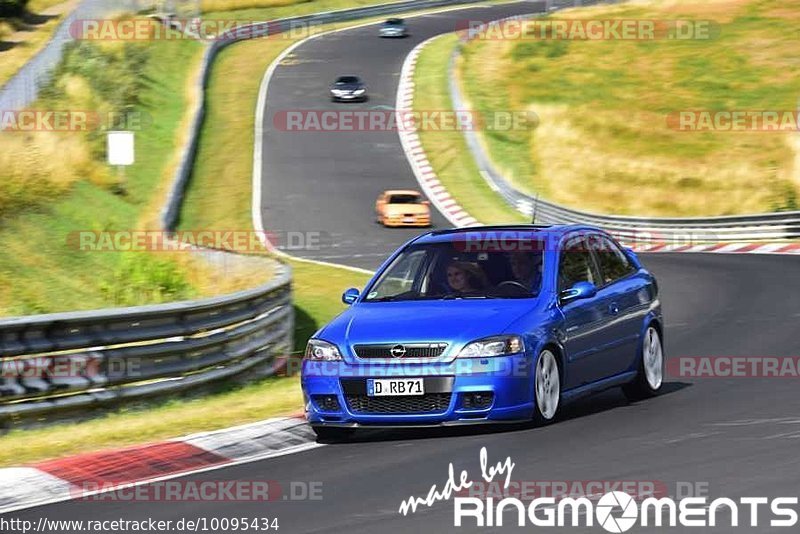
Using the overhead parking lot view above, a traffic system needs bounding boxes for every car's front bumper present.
[301,354,535,426]
[382,214,430,227]
[330,92,367,102]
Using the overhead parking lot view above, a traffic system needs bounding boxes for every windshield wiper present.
[366,295,397,302]
[439,294,488,300]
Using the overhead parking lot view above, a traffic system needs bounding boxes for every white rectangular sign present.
[107,131,135,166]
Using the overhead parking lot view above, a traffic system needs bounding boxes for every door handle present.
[608,303,620,315]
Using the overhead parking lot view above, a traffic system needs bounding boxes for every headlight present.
[305,339,343,361]
[458,335,524,358]
[353,88,365,95]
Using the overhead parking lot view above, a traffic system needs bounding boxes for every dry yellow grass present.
[0,131,107,214]
[0,20,12,40]
[460,0,800,216]
[530,104,788,216]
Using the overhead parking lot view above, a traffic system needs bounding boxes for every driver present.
[508,252,543,291]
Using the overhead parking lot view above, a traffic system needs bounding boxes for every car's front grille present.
[345,393,451,414]
[354,343,447,359]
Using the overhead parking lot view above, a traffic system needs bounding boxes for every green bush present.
[39,39,151,164]
[100,253,195,307]
[0,0,28,18]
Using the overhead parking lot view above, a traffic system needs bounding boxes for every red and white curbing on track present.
[395,39,800,256]
[634,241,800,254]
[0,417,317,514]
[396,39,480,229]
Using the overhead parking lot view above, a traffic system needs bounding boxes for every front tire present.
[623,325,664,401]
[312,426,355,442]
[533,349,561,424]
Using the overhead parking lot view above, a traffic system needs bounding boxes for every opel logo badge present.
[390,344,407,358]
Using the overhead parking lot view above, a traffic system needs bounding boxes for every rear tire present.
[623,325,664,401]
[533,349,561,425]
[312,426,355,442]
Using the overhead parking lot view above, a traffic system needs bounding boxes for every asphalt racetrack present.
[8,2,800,532]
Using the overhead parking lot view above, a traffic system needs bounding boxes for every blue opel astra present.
[301,225,664,440]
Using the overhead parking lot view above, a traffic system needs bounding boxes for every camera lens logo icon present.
[595,491,638,533]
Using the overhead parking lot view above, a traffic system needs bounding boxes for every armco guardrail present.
[450,13,800,243]
[0,263,292,419]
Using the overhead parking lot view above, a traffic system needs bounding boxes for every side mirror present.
[560,281,596,303]
[422,200,430,205]
[342,287,360,305]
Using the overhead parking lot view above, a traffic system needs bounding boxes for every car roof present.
[412,224,605,244]
[383,190,421,196]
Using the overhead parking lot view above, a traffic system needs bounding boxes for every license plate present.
[403,217,415,223]
[367,378,424,396]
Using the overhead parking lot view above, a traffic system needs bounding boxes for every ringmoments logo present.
[453,491,800,530]
[397,448,800,531]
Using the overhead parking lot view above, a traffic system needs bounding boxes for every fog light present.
[312,395,341,412]
[462,392,493,410]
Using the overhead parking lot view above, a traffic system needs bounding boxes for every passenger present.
[446,261,487,294]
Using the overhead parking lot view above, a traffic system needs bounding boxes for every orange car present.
[375,190,431,227]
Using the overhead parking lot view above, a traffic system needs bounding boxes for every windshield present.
[384,19,403,25]
[336,76,360,84]
[388,194,421,204]
[364,241,545,301]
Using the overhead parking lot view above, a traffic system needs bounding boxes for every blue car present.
[301,225,664,440]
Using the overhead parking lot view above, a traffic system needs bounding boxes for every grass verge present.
[458,0,800,217]
[0,36,273,316]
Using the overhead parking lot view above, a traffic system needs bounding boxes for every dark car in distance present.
[330,75,367,102]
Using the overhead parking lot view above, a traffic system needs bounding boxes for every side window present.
[369,250,426,299]
[591,235,635,285]
[558,237,598,292]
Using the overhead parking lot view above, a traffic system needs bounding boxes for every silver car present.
[379,18,408,38]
